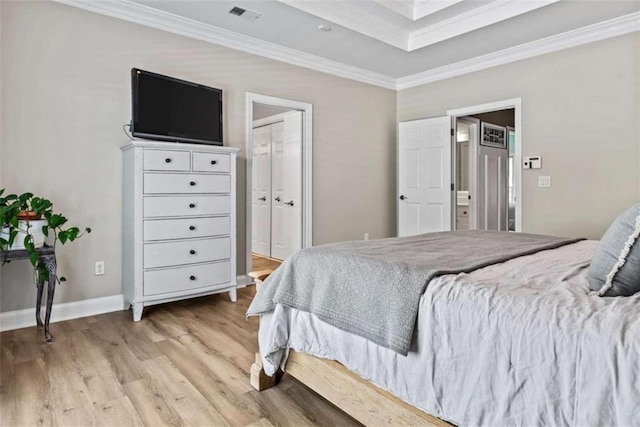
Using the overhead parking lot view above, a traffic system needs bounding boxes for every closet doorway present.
[246,93,313,275]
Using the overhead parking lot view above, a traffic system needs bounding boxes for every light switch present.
[538,176,552,188]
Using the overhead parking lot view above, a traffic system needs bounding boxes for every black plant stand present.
[1,245,57,343]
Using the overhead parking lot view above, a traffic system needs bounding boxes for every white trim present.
[52,0,396,90]
[0,294,127,332]
[245,93,313,275]
[408,0,559,51]
[413,0,465,21]
[398,12,640,89]
[53,0,639,90]
[447,98,523,232]
[278,0,409,51]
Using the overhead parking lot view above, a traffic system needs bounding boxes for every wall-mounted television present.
[131,68,223,145]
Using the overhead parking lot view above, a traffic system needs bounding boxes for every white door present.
[398,116,452,237]
[251,125,272,256]
[275,111,303,259]
[269,121,286,259]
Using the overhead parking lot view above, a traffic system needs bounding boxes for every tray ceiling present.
[57,0,640,87]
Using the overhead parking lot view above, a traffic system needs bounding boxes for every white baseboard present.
[0,275,256,332]
[0,294,127,332]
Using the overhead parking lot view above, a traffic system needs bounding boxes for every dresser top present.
[120,140,240,153]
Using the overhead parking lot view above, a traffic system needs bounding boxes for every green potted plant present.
[0,189,91,282]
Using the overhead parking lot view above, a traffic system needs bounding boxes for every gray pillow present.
[588,203,640,297]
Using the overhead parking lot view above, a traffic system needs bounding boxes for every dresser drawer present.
[144,150,190,171]
[144,237,231,269]
[144,261,231,296]
[144,173,231,194]
[144,217,230,241]
[193,152,230,173]
[144,195,230,218]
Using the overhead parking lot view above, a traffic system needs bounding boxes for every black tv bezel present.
[131,68,223,145]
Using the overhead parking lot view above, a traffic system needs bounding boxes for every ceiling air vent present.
[228,6,262,21]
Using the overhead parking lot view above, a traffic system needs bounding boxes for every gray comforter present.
[247,230,582,355]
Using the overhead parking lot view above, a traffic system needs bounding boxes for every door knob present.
[210,160,217,165]
[399,195,407,200]
[189,225,196,231]
[189,181,196,186]
[284,200,294,206]
[275,197,281,202]
[189,250,196,255]
[189,275,196,281]
[165,158,172,163]
[258,196,267,202]
[189,203,196,208]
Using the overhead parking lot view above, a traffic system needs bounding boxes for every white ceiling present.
[59,0,640,86]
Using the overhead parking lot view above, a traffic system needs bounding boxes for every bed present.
[247,231,640,426]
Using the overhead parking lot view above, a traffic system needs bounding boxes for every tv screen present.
[131,68,223,145]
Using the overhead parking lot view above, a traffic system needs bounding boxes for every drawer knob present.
[189,203,196,208]
[165,158,172,163]
[190,275,196,281]
[189,225,196,231]
[210,160,217,165]
[190,181,196,186]
[189,250,196,255]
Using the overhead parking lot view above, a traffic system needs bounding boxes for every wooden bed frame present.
[248,270,450,426]
[250,350,451,426]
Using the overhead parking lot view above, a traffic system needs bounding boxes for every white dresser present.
[121,140,239,321]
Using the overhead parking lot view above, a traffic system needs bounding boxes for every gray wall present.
[399,33,640,240]
[0,1,397,311]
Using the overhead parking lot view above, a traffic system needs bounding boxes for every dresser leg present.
[229,287,237,303]
[132,303,143,321]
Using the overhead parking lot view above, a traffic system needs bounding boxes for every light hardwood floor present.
[251,254,282,273]
[0,287,360,426]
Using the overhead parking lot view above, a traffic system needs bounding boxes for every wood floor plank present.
[142,356,230,426]
[65,330,126,405]
[1,288,361,426]
[92,396,145,427]
[81,323,147,386]
[123,378,183,427]
[157,335,264,425]
[44,335,96,426]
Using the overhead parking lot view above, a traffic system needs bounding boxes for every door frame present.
[453,116,480,230]
[245,93,313,274]
[447,98,522,232]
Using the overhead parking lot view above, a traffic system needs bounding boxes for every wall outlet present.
[95,261,105,276]
[538,176,552,188]
[364,232,369,241]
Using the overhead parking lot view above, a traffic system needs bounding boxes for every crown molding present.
[413,0,464,21]
[279,0,409,50]
[408,0,559,51]
[52,0,639,92]
[52,0,397,90]
[398,11,640,90]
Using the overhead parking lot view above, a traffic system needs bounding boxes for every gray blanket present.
[247,230,583,355]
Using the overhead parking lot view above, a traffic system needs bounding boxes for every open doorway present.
[245,93,313,276]
[448,99,522,232]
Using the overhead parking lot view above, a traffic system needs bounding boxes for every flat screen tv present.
[131,68,223,145]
